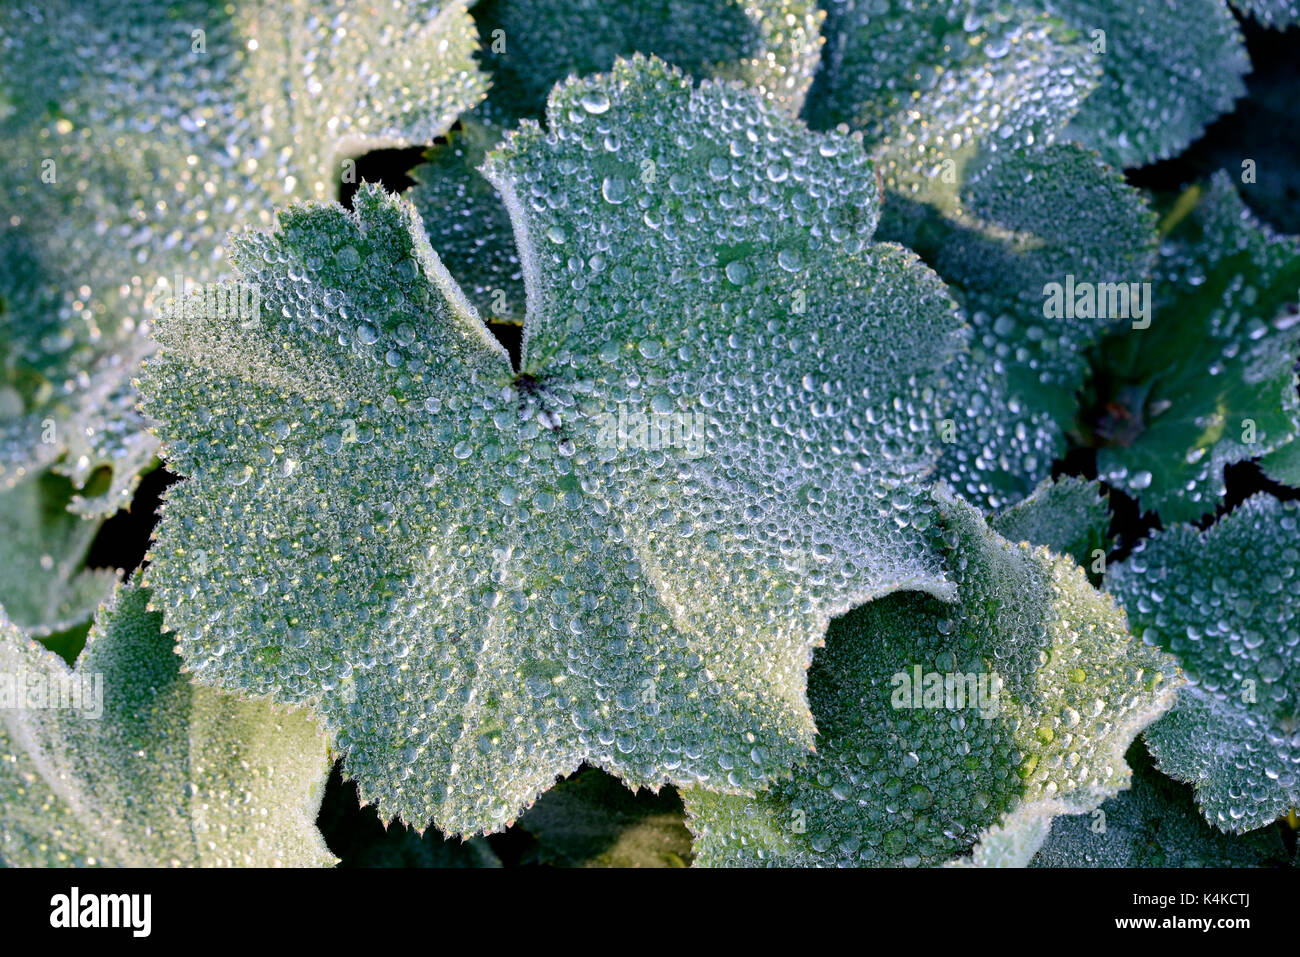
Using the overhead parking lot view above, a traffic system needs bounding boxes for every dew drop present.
[725,261,750,286]
[580,90,610,114]
[601,176,629,205]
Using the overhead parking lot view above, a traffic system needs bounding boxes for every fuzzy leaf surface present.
[472,0,824,120]
[0,0,486,513]
[1043,0,1249,168]
[683,489,1180,866]
[0,473,117,638]
[905,146,1156,511]
[808,1,1157,510]
[1110,495,1300,832]
[1230,0,1300,29]
[992,477,1112,570]
[0,584,333,867]
[1032,743,1294,866]
[315,778,502,867]
[410,115,525,323]
[140,57,966,836]
[413,0,830,321]
[1261,437,1300,487]
[804,0,1097,145]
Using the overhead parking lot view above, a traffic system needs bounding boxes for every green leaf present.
[0,472,117,638]
[518,767,692,867]
[879,136,1154,511]
[1032,742,1294,866]
[472,0,824,120]
[1230,0,1300,27]
[908,145,1156,511]
[1261,436,1300,487]
[0,0,487,515]
[1093,175,1300,523]
[1043,0,1249,168]
[410,114,524,323]
[992,476,1112,570]
[413,1,829,321]
[139,56,966,836]
[805,1,1098,148]
[1109,494,1300,833]
[0,255,156,517]
[0,583,334,866]
[54,381,162,520]
[945,807,1057,868]
[807,2,1157,509]
[682,488,1180,867]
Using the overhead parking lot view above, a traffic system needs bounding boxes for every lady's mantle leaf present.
[410,114,525,323]
[0,473,118,639]
[1109,495,1300,833]
[1092,175,1300,523]
[682,488,1180,867]
[140,56,965,836]
[0,0,487,514]
[0,584,333,867]
[1230,0,1300,29]
[414,2,828,322]
[1261,436,1300,487]
[992,476,1112,571]
[1043,0,1249,168]
[0,257,156,518]
[1032,742,1294,867]
[812,0,1242,172]
[807,2,1160,510]
[811,1,1157,511]
[906,145,1156,512]
[473,0,824,121]
[805,0,1096,146]
[945,805,1058,867]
